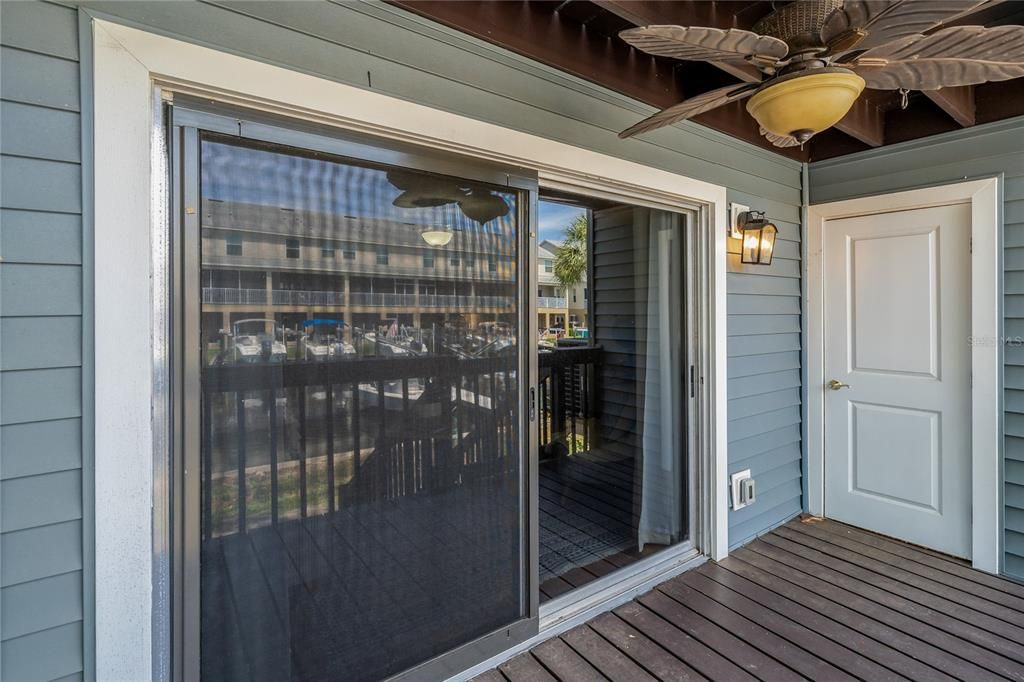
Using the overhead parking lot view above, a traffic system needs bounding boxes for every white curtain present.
[638,209,684,550]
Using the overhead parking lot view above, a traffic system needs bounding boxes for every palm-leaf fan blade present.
[619,26,788,64]
[619,83,759,139]
[759,127,801,148]
[822,0,1000,54]
[852,25,1024,89]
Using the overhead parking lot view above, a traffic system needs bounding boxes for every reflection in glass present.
[198,139,522,681]
[536,197,687,602]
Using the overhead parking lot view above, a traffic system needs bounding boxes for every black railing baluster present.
[298,386,308,518]
[202,396,213,541]
[569,362,577,454]
[442,371,454,485]
[352,381,361,492]
[201,352,599,517]
[268,388,279,525]
[491,368,499,471]
[377,378,386,498]
[401,378,410,494]
[326,376,336,514]
[582,364,590,452]
[455,372,464,466]
[236,392,247,534]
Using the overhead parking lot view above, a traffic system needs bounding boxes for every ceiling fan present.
[387,170,511,224]
[617,0,1024,146]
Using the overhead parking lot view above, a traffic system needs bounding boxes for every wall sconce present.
[738,210,777,266]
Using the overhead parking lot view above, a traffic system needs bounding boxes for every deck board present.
[494,518,1024,681]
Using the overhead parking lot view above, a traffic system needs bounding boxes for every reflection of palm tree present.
[554,214,586,290]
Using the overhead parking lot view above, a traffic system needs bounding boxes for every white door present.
[823,202,972,557]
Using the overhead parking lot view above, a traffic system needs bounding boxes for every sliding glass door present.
[535,193,692,602]
[174,108,536,680]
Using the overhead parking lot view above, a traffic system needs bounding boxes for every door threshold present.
[449,546,705,681]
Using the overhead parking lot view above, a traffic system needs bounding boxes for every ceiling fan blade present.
[619,83,759,139]
[822,0,998,54]
[853,25,1024,89]
[759,127,801,148]
[619,26,788,64]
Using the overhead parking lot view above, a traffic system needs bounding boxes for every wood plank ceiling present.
[389,0,1024,161]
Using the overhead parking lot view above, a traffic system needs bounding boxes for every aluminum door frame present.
[166,99,541,682]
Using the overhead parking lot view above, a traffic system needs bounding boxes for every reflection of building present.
[200,199,517,341]
[537,240,588,331]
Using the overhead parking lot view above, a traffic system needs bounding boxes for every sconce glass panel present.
[740,213,777,266]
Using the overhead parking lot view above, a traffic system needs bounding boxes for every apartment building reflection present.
[200,197,518,358]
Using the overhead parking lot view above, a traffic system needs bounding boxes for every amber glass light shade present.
[746,70,865,142]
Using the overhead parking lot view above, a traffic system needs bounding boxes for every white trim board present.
[806,178,1002,573]
[90,17,731,680]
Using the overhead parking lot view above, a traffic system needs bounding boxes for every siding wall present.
[0,2,86,680]
[809,116,1024,580]
[80,0,805,545]
[0,1,805,677]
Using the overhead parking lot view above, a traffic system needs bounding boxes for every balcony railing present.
[201,354,519,537]
[537,296,567,309]
[538,346,601,457]
[200,346,599,537]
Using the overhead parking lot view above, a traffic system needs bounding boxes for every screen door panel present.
[195,136,525,681]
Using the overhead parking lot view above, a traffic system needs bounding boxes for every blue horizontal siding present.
[0,2,85,677]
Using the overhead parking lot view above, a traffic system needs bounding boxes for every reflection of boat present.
[360,328,427,356]
[358,378,426,411]
[231,319,286,363]
[300,319,356,360]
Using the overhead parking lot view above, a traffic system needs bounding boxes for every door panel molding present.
[807,177,1002,572]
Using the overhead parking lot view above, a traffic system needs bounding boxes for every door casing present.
[807,178,1002,572]
[91,18,732,681]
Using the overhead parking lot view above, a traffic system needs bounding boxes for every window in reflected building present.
[225,233,242,256]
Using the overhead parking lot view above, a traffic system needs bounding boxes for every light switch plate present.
[731,469,753,510]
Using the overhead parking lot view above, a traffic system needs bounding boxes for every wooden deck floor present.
[481,518,1024,682]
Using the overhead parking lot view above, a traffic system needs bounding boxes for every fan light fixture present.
[615,1,1024,147]
[421,228,454,247]
[745,70,865,144]
[739,211,777,266]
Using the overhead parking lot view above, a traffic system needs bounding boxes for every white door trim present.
[91,17,731,681]
[807,178,1001,572]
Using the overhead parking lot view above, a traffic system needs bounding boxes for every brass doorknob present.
[828,379,850,390]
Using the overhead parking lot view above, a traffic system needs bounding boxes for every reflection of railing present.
[538,346,601,457]
[273,289,344,305]
[203,287,346,305]
[202,287,514,309]
[201,355,518,538]
[202,253,513,282]
[203,287,268,305]
[538,296,567,309]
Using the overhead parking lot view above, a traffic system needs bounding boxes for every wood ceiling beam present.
[835,97,885,147]
[924,86,976,127]
[593,0,885,147]
[389,1,685,106]
[388,0,805,159]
